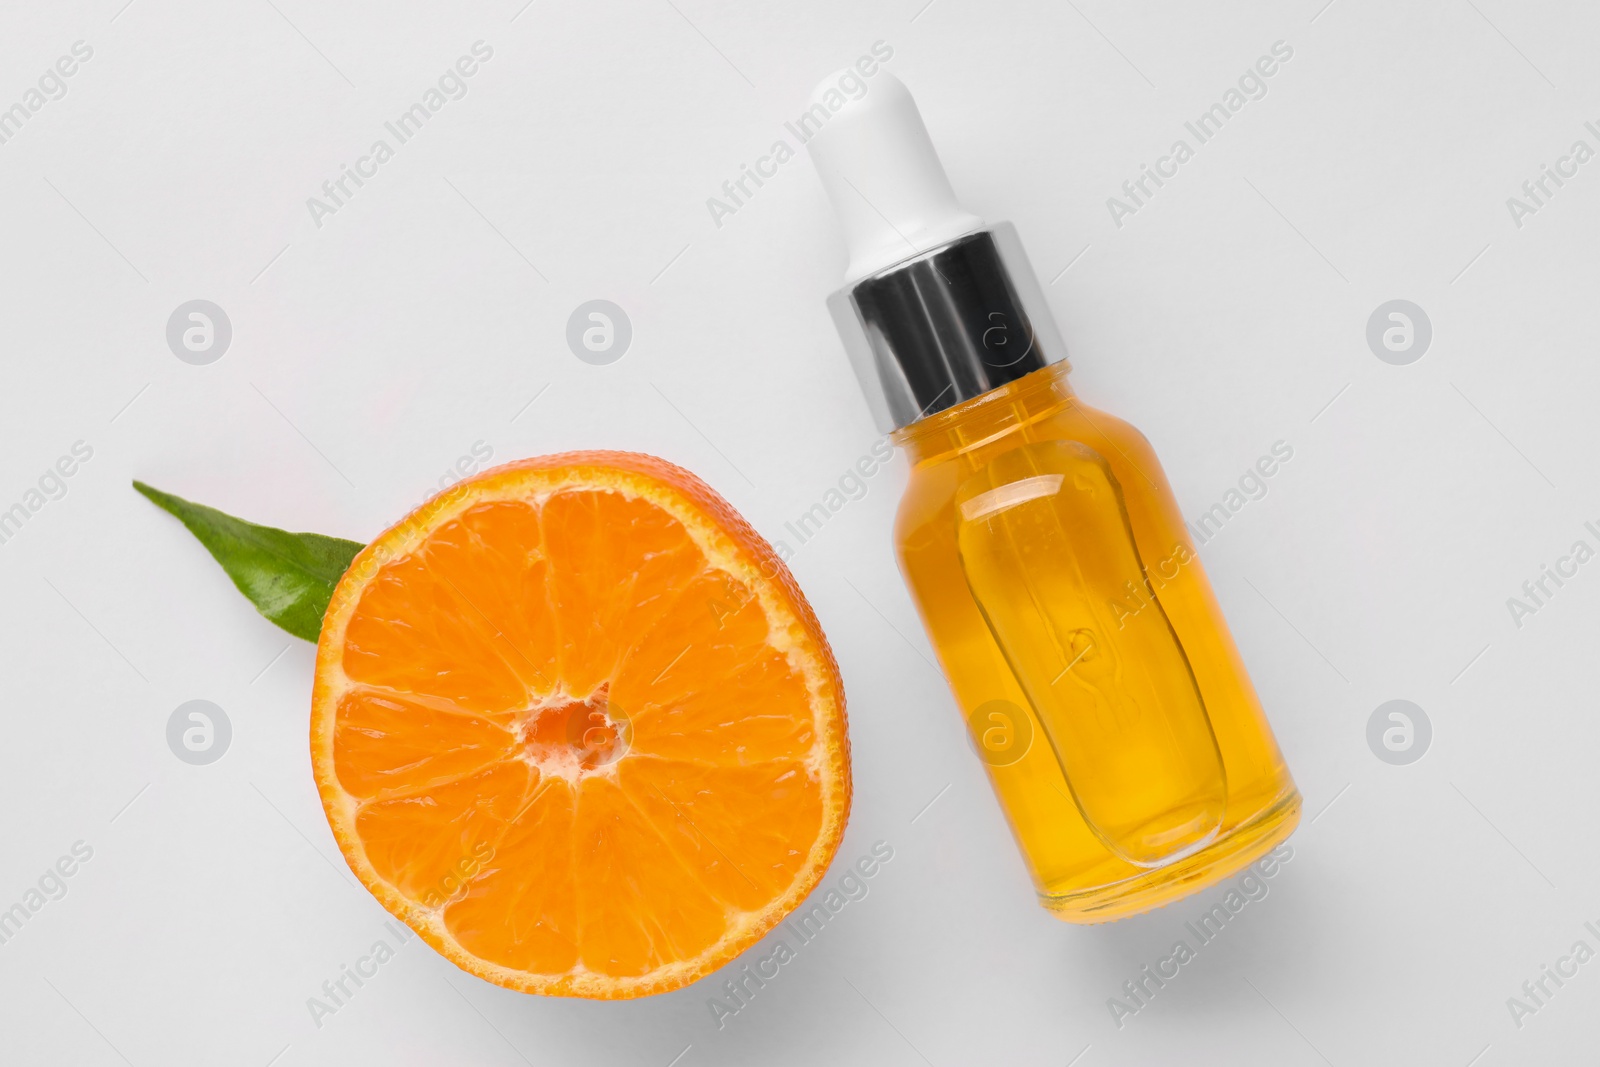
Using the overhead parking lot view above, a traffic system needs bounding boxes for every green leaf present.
[133,480,364,643]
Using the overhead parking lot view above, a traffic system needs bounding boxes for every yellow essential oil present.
[895,363,1298,919]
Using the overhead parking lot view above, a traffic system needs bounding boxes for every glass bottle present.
[806,72,1299,920]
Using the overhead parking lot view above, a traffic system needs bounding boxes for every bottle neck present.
[893,362,1076,468]
[828,223,1071,433]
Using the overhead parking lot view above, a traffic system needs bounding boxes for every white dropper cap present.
[805,72,984,283]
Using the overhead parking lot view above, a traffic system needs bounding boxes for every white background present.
[1,0,1597,1063]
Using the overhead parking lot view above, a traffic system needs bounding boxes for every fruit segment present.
[623,757,821,907]
[340,543,532,717]
[332,689,518,799]
[355,760,532,904]
[444,782,581,974]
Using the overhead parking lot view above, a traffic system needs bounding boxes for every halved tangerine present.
[310,451,850,998]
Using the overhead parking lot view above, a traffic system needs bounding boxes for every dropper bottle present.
[806,72,1299,920]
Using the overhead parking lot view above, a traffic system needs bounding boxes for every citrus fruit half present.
[310,451,850,998]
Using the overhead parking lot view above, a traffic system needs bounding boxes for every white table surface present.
[2,1,1597,1063]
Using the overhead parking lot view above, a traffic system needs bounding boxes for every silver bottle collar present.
[826,223,1069,433]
